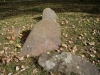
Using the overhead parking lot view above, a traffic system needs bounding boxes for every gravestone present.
[20,8,61,57]
[38,52,100,75]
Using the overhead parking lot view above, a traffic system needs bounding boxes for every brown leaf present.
[33,69,38,74]
[11,36,15,40]
[8,30,14,34]
[0,56,7,63]
[6,36,11,40]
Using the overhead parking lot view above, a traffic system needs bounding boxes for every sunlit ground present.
[0,1,100,75]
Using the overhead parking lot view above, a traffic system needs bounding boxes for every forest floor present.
[0,1,100,75]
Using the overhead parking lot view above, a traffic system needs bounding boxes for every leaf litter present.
[0,2,100,75]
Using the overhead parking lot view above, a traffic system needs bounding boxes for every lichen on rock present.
[38,52,100,75]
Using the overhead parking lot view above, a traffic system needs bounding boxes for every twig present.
[14,66,29,75]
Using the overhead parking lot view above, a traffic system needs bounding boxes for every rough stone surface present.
[38,52,100,75]
[20,8,61,56]
[42,8,58,22]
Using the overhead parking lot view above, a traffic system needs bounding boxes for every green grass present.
[0,1,100,75]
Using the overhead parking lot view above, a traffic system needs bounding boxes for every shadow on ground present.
[0,1,100,20]
[20,30,31,45]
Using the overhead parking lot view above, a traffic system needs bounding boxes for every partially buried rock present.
[20,8,61,57]
[38,52,100,75]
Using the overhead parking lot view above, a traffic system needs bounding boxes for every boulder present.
[20,8,61,56]
[38,52,100,75]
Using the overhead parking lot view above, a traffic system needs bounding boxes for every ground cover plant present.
[0,1,100,75]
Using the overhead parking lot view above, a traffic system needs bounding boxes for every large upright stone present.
[20,8,61,56]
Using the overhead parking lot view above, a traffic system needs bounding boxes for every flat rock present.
[38,52,100,75]
[20,8,61,56]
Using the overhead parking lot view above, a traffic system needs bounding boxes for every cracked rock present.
[38,52,100,75]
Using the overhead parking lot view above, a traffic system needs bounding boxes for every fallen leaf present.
[33,69,38,74]
[21,65,25,69]
[62,43,67,48]
[89,42,95,46]
[3,47,9,50]
[19,57,24,61]
[16,44,21,48]
[65,34,68,38]
[0,56,7,63]
[6,36,11,40]
[16,66,20,71]
[8,29,14,34]
[72,45,77,53]
[9,40,14,44]
[11,36,15,40]
[0,50,5,55]
[8,73,13,75]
